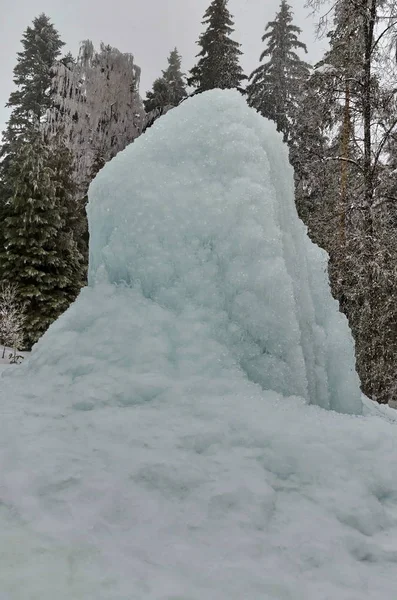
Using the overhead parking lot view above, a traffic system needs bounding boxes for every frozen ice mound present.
[2,90,397,600]
[86,88,361,414]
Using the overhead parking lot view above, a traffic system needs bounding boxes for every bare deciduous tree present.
[299,0,397,403]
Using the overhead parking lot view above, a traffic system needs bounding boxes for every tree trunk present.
[340,79,351,245]
[362,0,376,217]
[358,0,377,398]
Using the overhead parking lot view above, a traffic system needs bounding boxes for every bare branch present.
[320,156,364,171]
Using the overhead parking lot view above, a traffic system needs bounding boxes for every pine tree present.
[0,130,84,347]
[46,41,145,272]
[144,48,187,113]
[188,0,246,92]
[0,15,84,347]
[164,48,188,105]
[0,13,65,280]
[144,78,172,113]
[1,14,64,156]
[60,51,76,68]
[247,0,310,142]
[47,41,144,196]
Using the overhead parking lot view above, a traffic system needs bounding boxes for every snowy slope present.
[0,91,396,599]
[1,330,397,600]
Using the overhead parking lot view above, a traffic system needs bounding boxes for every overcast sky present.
[0,0,326,129]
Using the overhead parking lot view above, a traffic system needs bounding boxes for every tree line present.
[1,0,397,405]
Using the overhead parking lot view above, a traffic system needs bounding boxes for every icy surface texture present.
[87,89,361,413]
[2,91,397,600]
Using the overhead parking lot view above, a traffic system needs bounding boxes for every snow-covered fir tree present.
[247,0,310,142]
[0,13,65,228]
[144,48,187,113]
[165,48,188,105]
[0,15,85,346]
[188,0,246,92]
[144,78,173,114]
[0,130,84,348]
[0,13,64,157]
[47,41,145,196]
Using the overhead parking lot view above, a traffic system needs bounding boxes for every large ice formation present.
[86,89,361,414]
[1,90,397,600]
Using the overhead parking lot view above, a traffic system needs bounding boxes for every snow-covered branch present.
[0,283,26,362]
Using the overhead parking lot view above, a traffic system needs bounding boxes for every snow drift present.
[1,90,397,599]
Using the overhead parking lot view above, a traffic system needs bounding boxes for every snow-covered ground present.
[2,356,397,600]
[1,91,397,599]
[362,394,397,422]
[0,364,8,376]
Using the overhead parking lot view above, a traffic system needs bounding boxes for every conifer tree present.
[0,13,65,279]
[60,51,76,68]
[144,48,187,113]
[165,48,187,105]
[47,41,144,196]
[1,14,64,156]
[0,15,84,347]
[144,78,172,113]
[247,0,310,142]
[188,0,246,92]
[0,130,84,347]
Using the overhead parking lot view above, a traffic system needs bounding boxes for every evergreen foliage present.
[144,48,187,112]
[0,15,84,347]
[47,41,144,196]
[0,13,65,263]
[165,48,188,105]
[144,78,173,113]
[60,51,76,68]
[188,0,246,92]
[247,0,310,142]
[1,13,64,154]
[0,130,84,347]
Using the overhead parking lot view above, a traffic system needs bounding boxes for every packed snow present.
[1,90,397,599]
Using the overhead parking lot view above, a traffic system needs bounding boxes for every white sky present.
[0,0,326,130]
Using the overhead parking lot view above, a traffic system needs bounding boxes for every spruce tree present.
[0,13,65,278]
[247,0,310,142]
[60,51,76,68]
[144,78,173,113]
[0,15,84,347]
[47,41,144,196]
[0,130,84,347]
[1,14,64,155]
[144,48,187,113]
[164,48,187,105]
[188,0,246,92]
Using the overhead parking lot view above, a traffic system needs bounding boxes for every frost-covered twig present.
[0,283,26,362]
